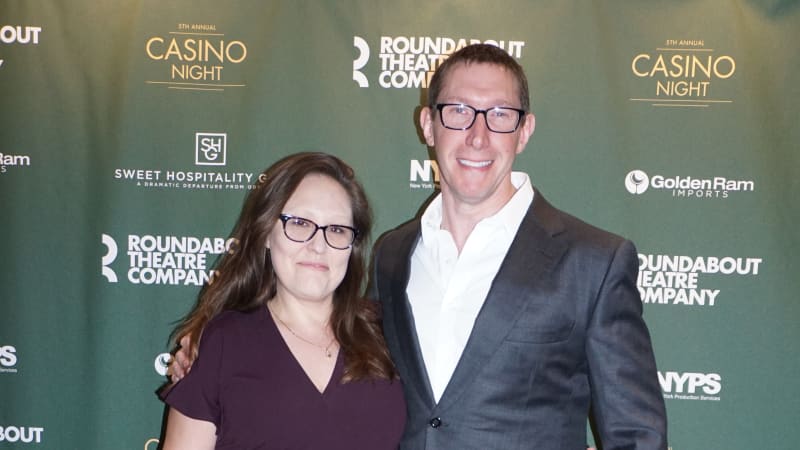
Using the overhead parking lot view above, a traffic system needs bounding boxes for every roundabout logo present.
[353,36,369,87]
[625,170,649,194]
[101,234,119,282]
[0,426,44,444]
[100,233,235,286]
[352,35,525,89]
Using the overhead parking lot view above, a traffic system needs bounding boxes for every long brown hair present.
[171,152,395,381]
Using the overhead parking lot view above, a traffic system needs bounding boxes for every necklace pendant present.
[326,350,332,358]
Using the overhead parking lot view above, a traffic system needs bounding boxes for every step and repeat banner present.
[1,1,798,449]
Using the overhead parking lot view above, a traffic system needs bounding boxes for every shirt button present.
[429,417,442,428]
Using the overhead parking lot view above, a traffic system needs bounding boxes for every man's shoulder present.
[380,217,420,239]
[529,189,629,250]
[370,218,420,283]
[374,217,420,253]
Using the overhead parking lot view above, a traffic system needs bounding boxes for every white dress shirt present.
[407,172,534,402]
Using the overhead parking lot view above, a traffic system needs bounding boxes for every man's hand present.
[168,335,194,383]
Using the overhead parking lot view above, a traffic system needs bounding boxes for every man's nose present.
[466,112,490,149]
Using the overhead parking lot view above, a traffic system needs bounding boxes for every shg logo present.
[101,234,119,283]
[625,170,649,194]
[353,36,369,87]
[154,352,172,376]
[195,132,226,166]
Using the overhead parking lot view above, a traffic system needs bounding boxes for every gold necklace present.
[271,308,336,358]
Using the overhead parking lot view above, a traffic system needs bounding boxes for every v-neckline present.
[265,307,341,396]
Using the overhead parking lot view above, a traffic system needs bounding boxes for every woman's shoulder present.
[204,306,269,339]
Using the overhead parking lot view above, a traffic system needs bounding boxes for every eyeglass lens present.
[439,104,522,133]
[281,215,355,250]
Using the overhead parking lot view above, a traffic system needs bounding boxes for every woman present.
[159,152,406,449]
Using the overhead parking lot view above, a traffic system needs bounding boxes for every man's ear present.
[515,112,536,155]
[420,106,435,147]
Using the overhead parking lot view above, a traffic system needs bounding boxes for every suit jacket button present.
[429,417,442,428]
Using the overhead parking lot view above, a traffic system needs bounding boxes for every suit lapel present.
[386,223,437,407]
[434,190,568,411]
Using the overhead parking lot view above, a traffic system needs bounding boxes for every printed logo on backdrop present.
[409,159,440,190]
[625,169,754,199]
[0,25,37,172]
[0,25,42,70]
[659,371,722,401]
[0,426,44,444]
[353,36,526,89]
[196,132,226,165]
[144,22,247,91]
[638,253,762,307]
[0,152,31,174]
[630,39,736,108]
[101,233,236,286]
[154,352,172,376]
[0,345,17,373]
[114,132,263,191]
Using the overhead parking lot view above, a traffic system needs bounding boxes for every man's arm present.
[586,239,668,449]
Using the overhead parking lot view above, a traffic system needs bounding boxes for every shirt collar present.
[420,171,534,242]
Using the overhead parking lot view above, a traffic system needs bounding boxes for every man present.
[172,44,667,449]
[369,44,666,449]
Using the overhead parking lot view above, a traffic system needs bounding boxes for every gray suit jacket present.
[372,189,667,449]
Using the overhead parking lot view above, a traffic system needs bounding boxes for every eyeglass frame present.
[278,214,358,250]
[434,103,526,134]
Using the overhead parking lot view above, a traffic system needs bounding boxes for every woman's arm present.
[161,407,216,450]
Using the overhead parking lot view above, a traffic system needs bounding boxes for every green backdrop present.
[1,1,798,449]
